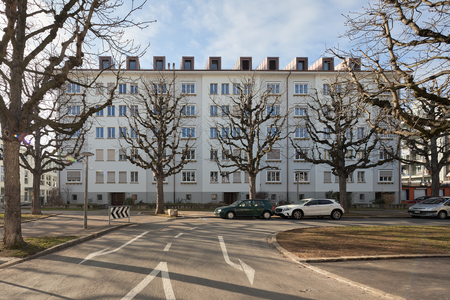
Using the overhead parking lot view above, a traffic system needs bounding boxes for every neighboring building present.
[59,55,400,206]
[0,141,58,205]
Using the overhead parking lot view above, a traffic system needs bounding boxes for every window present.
[210,128,218,139]
[182,171,196,183]
[24,170,28,184]
[356,151,364,160]
[295,127,308,139]
[323,84,330,95]
[130,128,137,138]
[118,127,126,138]
[211,194,217,201]
[95,83,104,94]
[107,83,115,92]
[233,172,241,183]
[357,171,365,182]
[184,60,192,70]
[96,106,104,116]
[96,171,104,184]
[182,83,195,94]
[221,105,229,116]
[357,127,364,139]
[130,84,138,94]
[210,84,218,95]
[119,105,127,116]
[295,107,307,117]
[323,128,331,138]
[211,60,219,70]
[222,83,229,94]
[97,194,103,201]
[294,83,308,95]
[345,149,354,159]
[347,172,354,182]
[67,84,81,94]
[107,105,115,116]
[267,83,280,94]
[345,129,352,139]
[70,130,81,138]
[244,172,249,183]
[222,149,230,160]
[102,59,110,69]
[181,127,195,138]
[210,105,218,117]
[210,149,218,160]
[294,171,309,183]
[131,172,138,183]
[153,84,167,93]
[68,105,81,116]
[210,171,218,183]
[182,105,195,116]
[267,171,281,182]
[267,149,281,160]
[295,148,307,160]
[96,149,103,161]
[67,170,81,182]
[119,171,127,183]
[379,170,393,182]
[221,127,230,138]
[324,171,332,183]
[130,105,138,116]
[297,61,304,70]
[267,105,280,116]
[107,171,115,183]
[107,127,115,138]
[119,84,126,94]
[323,61,331,70]
[129,60,136,70]
[221,172,230,183]
[156,60,163,70]
[72,194,77,201]
[323,149,330,160]
[131,149,138,160]
[233,127,240,137]
[96,127,104,138]
[233,84,240,95]
[379,148,391,160]
[119,149,126,161]
[185,148,195,160]
[107,149,115,161]
[267,127,280,137]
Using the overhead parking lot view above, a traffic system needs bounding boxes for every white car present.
[275,198,344,220]
[408,197,450,219]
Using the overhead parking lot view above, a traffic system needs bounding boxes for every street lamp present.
[81,152,94,229]
[295,171,299,202]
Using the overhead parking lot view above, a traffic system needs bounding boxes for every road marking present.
[164,243,172,252]
[189,227,197,230]
[121,261,175,300]
[202,218,207,220]
[174,233,183,238]
[79,231,149,264]
[218,236,255,285]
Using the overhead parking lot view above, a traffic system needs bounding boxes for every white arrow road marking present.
[79,231,149,264]
[164,243,172,252]
[174,233,183,238]
[189,227,197,230]
[218,236,255,285]
[121,261,175,300]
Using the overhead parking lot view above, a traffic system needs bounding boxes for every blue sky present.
[123,0,366,70]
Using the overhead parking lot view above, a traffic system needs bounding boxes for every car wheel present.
[331,210,342,220]
[292,210,303,220]
[437,211,447,220]
[262,211,271,220]
[226,211,235,219]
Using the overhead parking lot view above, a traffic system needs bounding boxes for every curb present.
[268,232,406,300]
[0,223,132,270]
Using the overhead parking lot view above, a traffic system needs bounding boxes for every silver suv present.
[275,198,344,220]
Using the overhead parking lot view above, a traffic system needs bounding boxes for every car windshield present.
[228,200,242,207]
[293,200,309,205]
[421,198,446,204]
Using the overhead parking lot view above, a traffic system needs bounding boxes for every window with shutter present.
[119,171,127,183]
[67,171,81,182]
[107,171,115,183]
[96,149,103,161]
[379,170,393,182]
[267,149,281,160]
[96,171,104,183]
[107,149,115,161]
[324,171,331,183]
[233,172,241,183]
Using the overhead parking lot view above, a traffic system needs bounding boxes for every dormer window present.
[297,61,304,70]
[242,60,250,70]
[102,60,110,69]
[323,61,331,70]
[156,60,163,70]
[185,60,192,70]
[99,56,112,70]
[211,60,219,70]
[269,60,277,70]
[129,60,136,70]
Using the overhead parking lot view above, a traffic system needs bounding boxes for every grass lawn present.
[0,214,50,226]
[277,226,450,258]
[0,236,79,258]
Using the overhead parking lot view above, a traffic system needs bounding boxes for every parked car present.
[275,198,344,220]
[407,196,432,204]
[214,199,274,219]
[408,197,450,219]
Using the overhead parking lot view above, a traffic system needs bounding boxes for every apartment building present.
[58,55,400,206]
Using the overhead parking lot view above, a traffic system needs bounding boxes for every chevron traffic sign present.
[109,205,131,225]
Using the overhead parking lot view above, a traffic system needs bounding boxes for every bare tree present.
[333,1,450,196]
[209,75,291,199]
[119,76,196,215]
[290,77,397,212]
[0,1,150,248]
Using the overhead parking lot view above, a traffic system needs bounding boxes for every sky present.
[122,0,368,70]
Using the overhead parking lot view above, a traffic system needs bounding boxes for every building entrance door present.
[223,192,236,205]
[111,193,125,206]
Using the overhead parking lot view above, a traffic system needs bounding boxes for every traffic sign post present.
[109,205,131,226]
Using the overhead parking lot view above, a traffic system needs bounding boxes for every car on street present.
[408,196,450,219]
[275,198,344,220]
[406,196,432,204]
[214,199,274,219]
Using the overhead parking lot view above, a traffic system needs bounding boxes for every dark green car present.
[214,199,274,219]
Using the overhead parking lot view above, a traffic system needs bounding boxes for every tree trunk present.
[249,173,257,199]
[155,174,165,214]
[429,137,440,197]
[31,131,42,215]
[339,174,348,213]
[2,138,25,248]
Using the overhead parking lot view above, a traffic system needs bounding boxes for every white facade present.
[59,56,400,205]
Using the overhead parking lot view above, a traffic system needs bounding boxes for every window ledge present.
[293,182,310,184]
[130,182,139,184]
[181,182,197,185]
[266,182,282,184]
[210,182,219,184]
[66,182,82,185]
[294,138,309,140]
[378,182,394,184]
[266,159,282,162]
[152,182,169,185]
[293,94,309,96]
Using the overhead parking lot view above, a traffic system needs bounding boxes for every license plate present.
[414,211,420,213]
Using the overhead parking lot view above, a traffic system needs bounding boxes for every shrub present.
[382,194,396,205]
[371,198,385,205]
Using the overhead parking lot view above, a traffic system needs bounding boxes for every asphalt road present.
[0,216,448,299]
